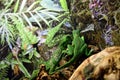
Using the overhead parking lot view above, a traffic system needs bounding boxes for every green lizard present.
[45,30,93,74]
[45,34,71,74]
[56,30,93,71]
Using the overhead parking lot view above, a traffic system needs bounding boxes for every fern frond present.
[19,0,27,12]
[46,19,67,45]
[0,67,9,80]
[0,0,66,48]
[0,53,12,79]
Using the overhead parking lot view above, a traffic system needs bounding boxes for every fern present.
[0,54,12,80]
[0,0,64,48]
[11,16,38,49]
[45,19,67,45]
[0,67,9,80]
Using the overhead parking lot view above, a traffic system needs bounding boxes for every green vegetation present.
[0,0,93,79]
[45,30,93,74]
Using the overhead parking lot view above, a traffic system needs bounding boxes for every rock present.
[69,46,120,80]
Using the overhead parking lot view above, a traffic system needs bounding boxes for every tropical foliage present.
[0,0,93,80]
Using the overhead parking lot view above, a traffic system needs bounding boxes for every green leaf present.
[34,51,40,58]
[35,11,50,27]
[60,0,69,11]
[14,0,20,13]
[5,0,14,9]
[46,19,67,45]
[40,0,63,11]
[11,60,18,64]
[31,69,39,79]
[18,61,31,78]
[29,52,34,59]
[19,0,27,12]
[0,61,8,69]
[21,58,31,63]
[27,1,41,11]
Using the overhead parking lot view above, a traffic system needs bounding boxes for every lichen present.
[114,10,120,27]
